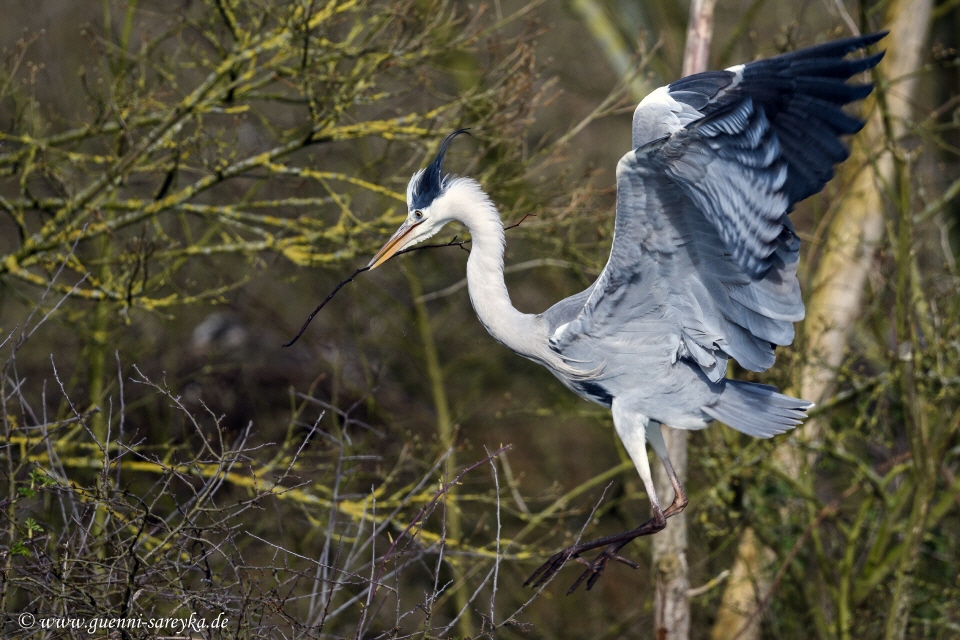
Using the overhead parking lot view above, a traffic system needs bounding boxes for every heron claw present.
[525,514,670,593]
[524,541,639,594]
[568,543,637,594]
[523,548,574,589]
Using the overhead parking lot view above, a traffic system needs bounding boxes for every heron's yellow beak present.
[367,221,419,270]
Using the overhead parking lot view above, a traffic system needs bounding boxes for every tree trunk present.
[654,427,691,640]
[653,2,716,639]
[709,5,933,639]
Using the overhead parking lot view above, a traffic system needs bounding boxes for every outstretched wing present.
[547,33,884,382]
[633,32,885,277]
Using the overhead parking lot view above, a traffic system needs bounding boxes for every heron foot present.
[524,515,666,593]
[523,541,639,593]
[567,542,639,593]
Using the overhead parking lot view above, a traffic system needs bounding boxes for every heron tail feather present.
[703,380,813,439]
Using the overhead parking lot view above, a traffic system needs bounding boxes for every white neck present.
[435,179,545,361]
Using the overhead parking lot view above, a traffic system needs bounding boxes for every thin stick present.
[282,266,369,347]
[282,214,536,347]
[367,444,510,606]
[281,237,466,347]
[487,445,503,629]
[505,212,536,230]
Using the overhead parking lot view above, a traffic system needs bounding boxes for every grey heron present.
[367,33,885,593]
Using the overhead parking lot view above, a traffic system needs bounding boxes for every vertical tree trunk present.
[653,2,716,638]
[709,5,933,639]
[653,428,691,640]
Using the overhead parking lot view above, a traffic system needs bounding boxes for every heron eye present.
[413,210,424,221]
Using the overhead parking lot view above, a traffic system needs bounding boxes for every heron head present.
[367,129,470,269]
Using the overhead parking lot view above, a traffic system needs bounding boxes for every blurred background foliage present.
[0,0,958,638]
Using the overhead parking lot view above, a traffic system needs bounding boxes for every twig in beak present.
[282,265,370,347]
[281,236,468,347]
[282,214,536,347]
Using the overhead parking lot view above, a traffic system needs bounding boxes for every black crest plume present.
[410,128,471,209]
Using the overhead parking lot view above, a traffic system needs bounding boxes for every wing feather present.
[548,33,884,382]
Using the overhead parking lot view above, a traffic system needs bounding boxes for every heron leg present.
[646,421,688,518]
[525,402,669,593]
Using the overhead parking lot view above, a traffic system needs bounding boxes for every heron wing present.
[549,33,884,382]
[551,144,795,382]
[632,32,884,277]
